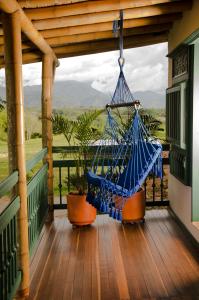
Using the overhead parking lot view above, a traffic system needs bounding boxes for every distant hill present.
[0,80,165,109]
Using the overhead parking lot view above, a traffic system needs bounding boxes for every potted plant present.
[114,189,146,223]
[52,110,103,226]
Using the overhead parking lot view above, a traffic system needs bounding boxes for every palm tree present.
[52,109,103,194]
[0,97,6,111]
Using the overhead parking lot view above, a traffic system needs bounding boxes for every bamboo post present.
[2,11,30,297]
[42,54,55,221]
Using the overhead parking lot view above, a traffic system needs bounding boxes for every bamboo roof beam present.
[0,32,168,67]
[0,31,168,67]
[38,13,182,39]
[54,33,168,58]
[0,0,59,66]
[0,23,172,52]
[53,32,168,57]
[2,10,30,297]
[32,1,191,30]
[25,0,182,20]
[18,0,88,9]
[43,23,172,47]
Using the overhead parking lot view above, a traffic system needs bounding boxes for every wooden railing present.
[0,172,21,300]
[53,144,170,209]
[26,149,48,255]
[0,148,48,299]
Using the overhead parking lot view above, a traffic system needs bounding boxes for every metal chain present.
[118,10,125,70]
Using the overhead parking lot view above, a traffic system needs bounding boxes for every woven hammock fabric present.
[86,110,162,221]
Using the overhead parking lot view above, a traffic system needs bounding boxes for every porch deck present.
[29,209,199,300]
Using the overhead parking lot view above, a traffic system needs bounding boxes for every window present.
[167,45,192,186]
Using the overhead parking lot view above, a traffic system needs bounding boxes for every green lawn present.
[0,134,67,182]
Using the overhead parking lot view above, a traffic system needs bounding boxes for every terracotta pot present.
[115,189,145,223]
[67,193,96,226]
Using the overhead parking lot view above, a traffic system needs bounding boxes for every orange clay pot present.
[67,193,96,226]
[115,189,145,223]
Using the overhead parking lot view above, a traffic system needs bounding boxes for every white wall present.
[168,0,199,242]
[169,175,199,241]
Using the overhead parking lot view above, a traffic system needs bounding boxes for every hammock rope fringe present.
[86,11,163,221]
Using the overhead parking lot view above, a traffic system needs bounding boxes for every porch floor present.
[28,209,199,300]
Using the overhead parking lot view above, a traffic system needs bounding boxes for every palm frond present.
[52,114,76,145]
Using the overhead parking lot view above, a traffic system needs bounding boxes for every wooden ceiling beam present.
[32,1,191,30]
[45,23,171,47]
[54,32,168,58]
[51,32,168,57]
[0,31,168,67]
[0,10,183,37]
[0,0,58,65]
[18,0,89,9]
[25,0,182,20]
[38,13,181,39]
[0,23,171,52]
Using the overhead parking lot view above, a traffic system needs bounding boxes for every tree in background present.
[0,98,7,141]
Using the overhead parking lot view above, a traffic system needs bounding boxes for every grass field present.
[0,134,67,182]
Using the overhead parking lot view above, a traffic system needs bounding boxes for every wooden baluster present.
[68,167,70,194]
[7,223,11,293]
[3,228,8,298]
[14,216,18,280]
[144,179,147,202]
[160,164,164,203]
[10,218,14,286]
[58,167,62,205]
[152,174,156,203]
[0,233,3,300]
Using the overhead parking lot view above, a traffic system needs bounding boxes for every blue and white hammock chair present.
[86,11,163,221]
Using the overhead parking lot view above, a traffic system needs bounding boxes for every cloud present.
[51,42,168,94]
[0,42,168,94]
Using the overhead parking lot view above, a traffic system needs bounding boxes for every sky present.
[0,42,168,95]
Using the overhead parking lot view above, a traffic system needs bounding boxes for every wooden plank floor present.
[28,209,199,300]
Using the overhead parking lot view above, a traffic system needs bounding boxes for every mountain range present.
[0,80,165,109]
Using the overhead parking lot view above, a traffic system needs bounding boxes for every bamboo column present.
[2,11,30,297]
[42,54,55,221]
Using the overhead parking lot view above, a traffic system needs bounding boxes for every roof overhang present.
[0,0,192,66]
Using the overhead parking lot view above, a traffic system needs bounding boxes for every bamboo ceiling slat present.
[32,2,191,31]
[37,14,182,39]
[24,0,182,20]
[0,23,171,50]
[0,31,168,67]
[53,32,168,56]
[0,0,58,65]
[18,0,89,9]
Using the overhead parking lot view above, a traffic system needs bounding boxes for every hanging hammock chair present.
[86,11,163,221]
